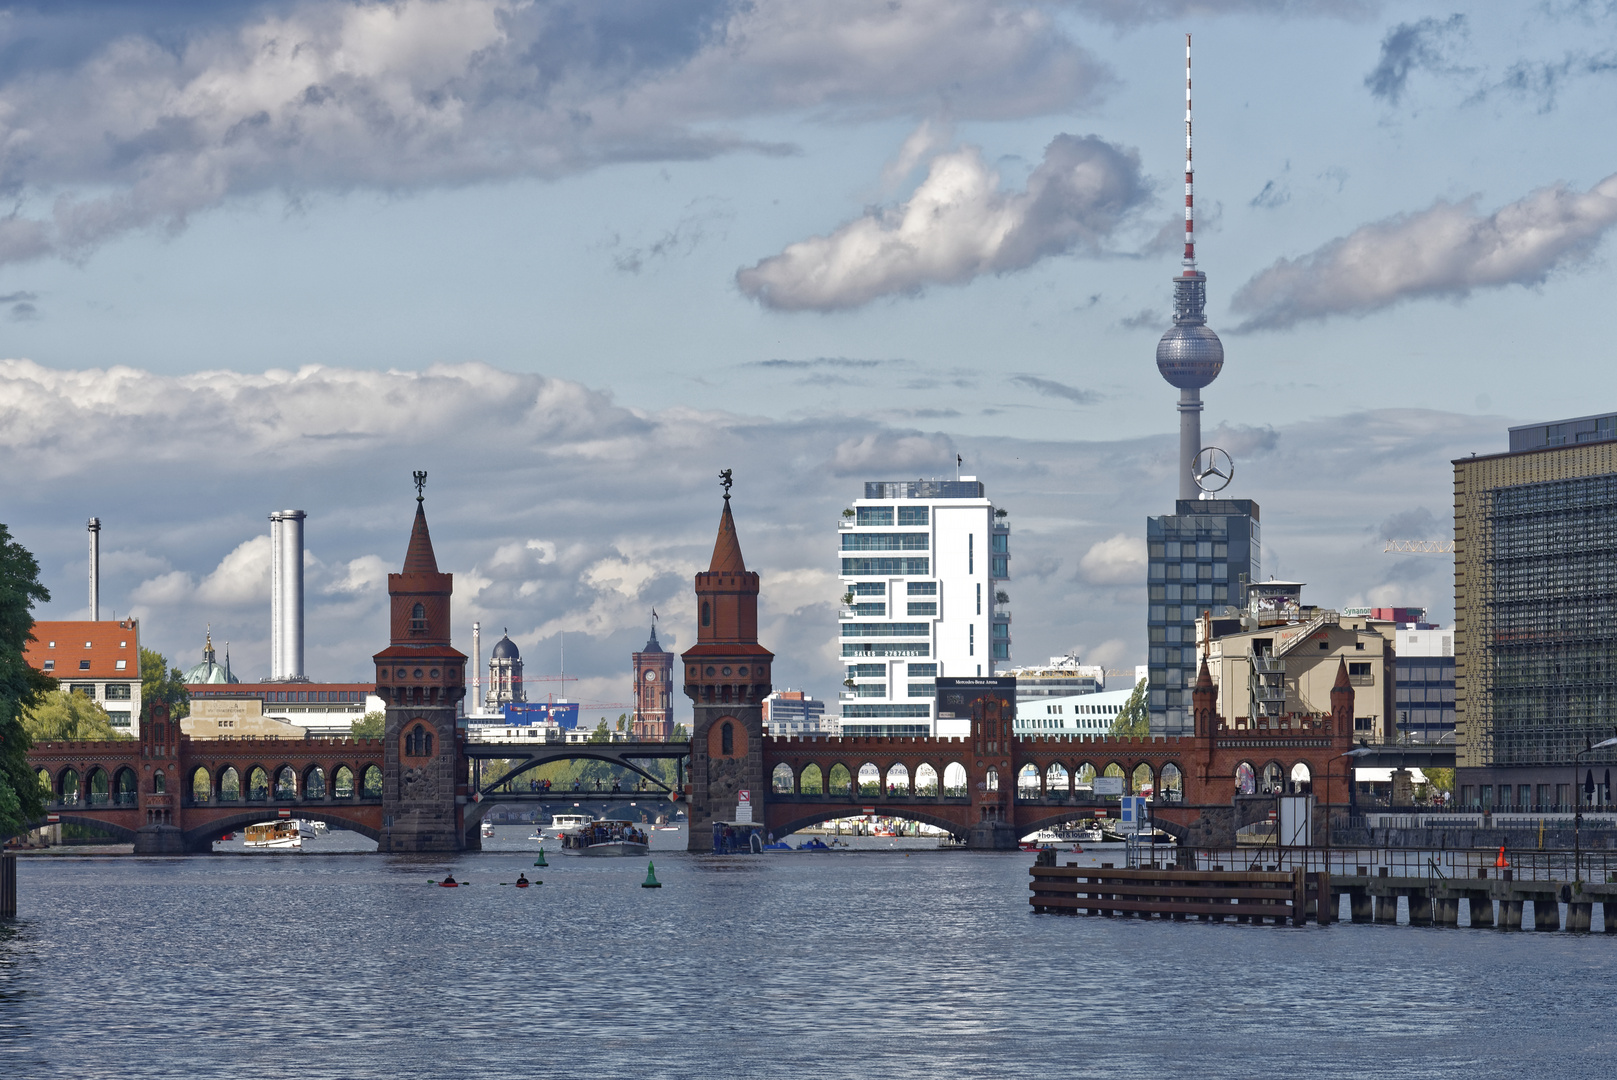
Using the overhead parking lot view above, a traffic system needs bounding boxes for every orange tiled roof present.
[24,620,140,681]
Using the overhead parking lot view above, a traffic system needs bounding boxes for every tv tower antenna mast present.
[1156,33,1225,502]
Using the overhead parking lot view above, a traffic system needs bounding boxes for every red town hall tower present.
[681,484,772,851]
[374,477,469,852]
[632,623,675,739]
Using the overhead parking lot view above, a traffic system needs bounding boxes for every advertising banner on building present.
[934,677,1016,725]
[500,702,581,728]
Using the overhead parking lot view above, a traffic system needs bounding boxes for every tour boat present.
[243,820,302,850]
[558,818,650,857]
[480,820,495,839]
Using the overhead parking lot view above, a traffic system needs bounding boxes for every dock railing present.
[1183,846,1617,882]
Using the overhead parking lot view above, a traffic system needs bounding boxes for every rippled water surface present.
[3,832,1616,1079]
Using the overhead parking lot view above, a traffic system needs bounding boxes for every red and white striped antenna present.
[1183,32,1196,269]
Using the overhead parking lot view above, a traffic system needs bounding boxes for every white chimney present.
[472,621,482,714]
[269,510,307,680]
[87,517,101,621]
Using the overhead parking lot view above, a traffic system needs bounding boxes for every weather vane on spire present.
[719,468,733,501]
[413,470,427,503]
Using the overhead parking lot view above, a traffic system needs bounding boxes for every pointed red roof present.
[708,499,746,574]
[1195,658,1213,690]
[1333,656,1351,690]
[403,502,439,574]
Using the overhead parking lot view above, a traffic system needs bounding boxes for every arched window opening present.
[153,770,166,795]
[772,763,795,794]
[247,767,270,802]
[985,767,999,792]
[1046,763,1070,795]
[857,763,881,796]
[799,764,824,795]
[915,763,940,795]
[410,602,427,634]
[1075,763,1097,787]
[36,768,51,800]
[1261,762,1283,794]
[305,767,327,800]
[405,724,434,757]
[190,767,211,803]
[86,767,110,806]
[1290,762,1312,793]
[1235,761,1256,796]
[942,762,968,797]
[333,766,356,799]
[828,764,853,796]
[1160,763,1184,802]
[1017,764,1041,798]
[721,722,734,755]
[886,763,910,795]
[1132,763,1154,797]
[362,765,384,799]
[274,766,296,800]
[218,767,241,802]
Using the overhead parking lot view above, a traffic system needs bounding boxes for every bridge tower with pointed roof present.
[682,478,773,851]
[374,474,470,852]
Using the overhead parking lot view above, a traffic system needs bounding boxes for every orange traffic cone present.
[1495,845,1509,869]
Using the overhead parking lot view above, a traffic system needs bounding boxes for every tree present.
[671,723,688,740]
[616,712,627,732]
[589,718,611,743]
[22,689,130,740]
[351,711,385,739]
[0,522,53,838]
[141,647,190,723]
[1423,767,1454,794]
[1109,677,1151,738]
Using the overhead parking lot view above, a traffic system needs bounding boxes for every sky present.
[1,0,1614,721]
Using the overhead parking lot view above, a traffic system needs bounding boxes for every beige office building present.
[1453,415,1617,810]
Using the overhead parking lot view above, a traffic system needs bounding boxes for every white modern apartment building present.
[839,477,1010,738]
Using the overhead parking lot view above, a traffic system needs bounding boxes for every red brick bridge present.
[25,705,385,853]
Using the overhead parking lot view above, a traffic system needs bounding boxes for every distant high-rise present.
[839,477,1010,738]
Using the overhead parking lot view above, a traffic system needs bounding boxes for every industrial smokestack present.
[87,518,101,621]
[472,621,482,714]
[269,510,307,680]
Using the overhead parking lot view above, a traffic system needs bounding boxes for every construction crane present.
[1383,539,1454,554]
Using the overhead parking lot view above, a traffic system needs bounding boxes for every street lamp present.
[1325,745,1377,865]
[1573,733,1617,884]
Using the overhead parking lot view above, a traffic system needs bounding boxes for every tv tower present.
[1156,33,1224,502]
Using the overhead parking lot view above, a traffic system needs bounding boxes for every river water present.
[3,830,1615,1079]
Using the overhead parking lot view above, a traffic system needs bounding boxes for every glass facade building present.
[1146,499,1260,735]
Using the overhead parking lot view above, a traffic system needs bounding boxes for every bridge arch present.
[1132,762,1154,795]
[1260,760,1284,794]
[246,765,271,801]
[827,763,852,796]
[332,765,355,799]
[856,763,880,797]
[1160,762,1184,801]
[771,762,794,794]
[1046,763,1069,794]
[1235,760,1256,795]
[885,763,909,795]
[942,762,967,796]
[1016,764,1040,798]
[190,766,213,802]
[769,806,969,842]
[56,766,81,804]
[24,812,139,844]
[304,765,327,800]
[915,763,939,796]
[177,808,383,854]
[362,765,383,799]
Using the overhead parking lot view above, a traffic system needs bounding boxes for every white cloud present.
[196,536,273,606]
[736,133,1151,310]
[0,0,1112,267]
[1077,533,1145,586]
[1232,172,1617,330]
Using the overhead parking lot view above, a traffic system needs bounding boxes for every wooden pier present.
[1030,856,1332,925]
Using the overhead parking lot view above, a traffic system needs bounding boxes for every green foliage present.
[22,689,130,740]
[616,712,626,732]
[140,647,190,722]
[671,723,687,740]
[351,711,385,739]
[1109,677,1151,738]
[0,522,52,838]
[589,718,611,743]
[1423,767,1454,793]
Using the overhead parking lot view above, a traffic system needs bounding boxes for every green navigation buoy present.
[642,860,662,889]
[535,847,549,868]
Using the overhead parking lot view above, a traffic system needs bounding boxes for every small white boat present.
[480,820,495,839]
[244,820,302,850]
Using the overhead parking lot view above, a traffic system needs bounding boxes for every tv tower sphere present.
[1156,283,1224,389]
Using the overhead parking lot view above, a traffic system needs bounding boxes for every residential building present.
[1005,654,1106,699]
[1394,626,1455,745]
[763,690,828,736]
[838,478,1010,738]
[1013,686,1136,736]
[1197,580,1395,740]
[23,619,143,733]
[1147,499,1261,735]
[1454,414,1617,808]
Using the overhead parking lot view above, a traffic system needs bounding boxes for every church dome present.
[182,631,239,685]
[491,634,520,660]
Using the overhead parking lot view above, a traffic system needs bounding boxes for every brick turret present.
[1330,657,1354,738]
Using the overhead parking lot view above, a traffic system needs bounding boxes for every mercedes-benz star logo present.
[1192,447,1234,494]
